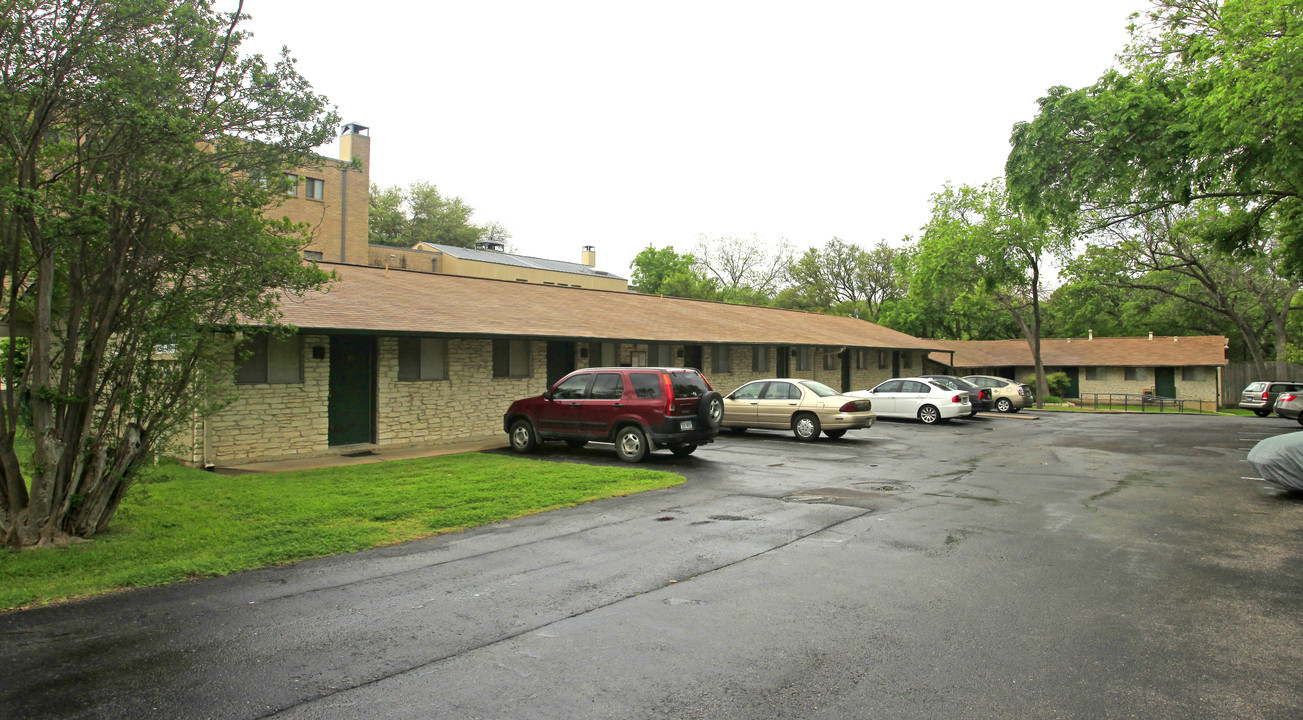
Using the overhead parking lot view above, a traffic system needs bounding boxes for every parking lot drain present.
[708,514,757,522]
[655,516,675,522]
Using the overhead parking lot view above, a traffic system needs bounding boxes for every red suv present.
[503,367,724,462]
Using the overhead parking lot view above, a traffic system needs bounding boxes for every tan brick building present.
[197,125,947,465]
[926,334,1228,403]
[199,262,943,465]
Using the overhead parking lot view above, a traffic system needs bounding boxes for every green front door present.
[1155,367,1176,398]
[329,335,376,446]
[546,341,575,386]
[1064,367,1080,399]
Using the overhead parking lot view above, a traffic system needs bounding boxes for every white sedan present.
[847,377,970,424]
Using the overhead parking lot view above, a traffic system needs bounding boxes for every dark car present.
[919,374,991,415]
[1239,381,1303,417]
[503,366,724,462]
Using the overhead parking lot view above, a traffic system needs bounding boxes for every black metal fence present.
[1079,393,1217,414]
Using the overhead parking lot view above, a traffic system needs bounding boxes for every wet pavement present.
[3,412,1302,719]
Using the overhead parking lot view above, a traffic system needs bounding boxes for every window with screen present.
[492,340,531,378]
[235,334,302,384]
[712,345,731,373]
[398,338,448,380]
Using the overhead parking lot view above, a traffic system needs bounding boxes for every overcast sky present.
[229,1,1150,279]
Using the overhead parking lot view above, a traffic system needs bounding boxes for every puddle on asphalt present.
[780,481,914,508]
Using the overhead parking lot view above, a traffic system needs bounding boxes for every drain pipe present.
[339,164,348,262]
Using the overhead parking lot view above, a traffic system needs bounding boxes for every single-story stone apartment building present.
[195,262,946,466]
[925,334,1228,402]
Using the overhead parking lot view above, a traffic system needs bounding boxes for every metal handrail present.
[1078,393,1216,414]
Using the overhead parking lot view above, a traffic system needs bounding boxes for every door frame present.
[328,334,377,447]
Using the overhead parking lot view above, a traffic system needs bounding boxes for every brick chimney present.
[337,122,370,264]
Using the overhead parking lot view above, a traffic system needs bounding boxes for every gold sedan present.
[722,378,876,441]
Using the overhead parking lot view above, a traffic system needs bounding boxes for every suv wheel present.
[1255,409,1271,417]
[670,444,697,456]
[995,397,1013,413]
[615,426,649,462]
[509,419,537,453]
[699,391,724,429]
[792,413,820,441]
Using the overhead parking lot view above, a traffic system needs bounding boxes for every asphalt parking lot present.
[4,412,1302,719]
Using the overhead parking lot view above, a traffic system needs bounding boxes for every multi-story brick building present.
[196,125,946,466]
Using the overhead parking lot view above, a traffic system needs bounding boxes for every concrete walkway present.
[215,434,508,474]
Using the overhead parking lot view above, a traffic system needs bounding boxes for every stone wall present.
[198,336,923,465]
[201,333,331,464]
[1073,366,1220,403]
[376,338,546,445]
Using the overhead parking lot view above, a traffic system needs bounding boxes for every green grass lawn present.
[0,453,683,610]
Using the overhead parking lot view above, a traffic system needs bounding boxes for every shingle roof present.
[275,262,944,350]
[413,242,627,281]
[929,336,1228,368]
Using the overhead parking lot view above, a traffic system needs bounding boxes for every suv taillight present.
[661,373,675,417]
[1263,391,1270,401]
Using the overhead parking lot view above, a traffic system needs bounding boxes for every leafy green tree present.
[0,0,336,547]
[407,181,483,248]
[368,181,492,249]
[1060,205,1299,377]
[368,183,407,246]
[784,238,904,319]
[629,245,717,299]
[910,181,1070,402]
[1007,0,1303,272]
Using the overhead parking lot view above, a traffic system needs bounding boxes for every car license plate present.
[681,419,695,431]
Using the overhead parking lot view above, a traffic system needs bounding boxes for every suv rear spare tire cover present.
[698,391,724,429]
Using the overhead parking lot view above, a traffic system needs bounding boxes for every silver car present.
[1240,381,1303,417]
[847,377,970,424]
[1273,390,1303,425]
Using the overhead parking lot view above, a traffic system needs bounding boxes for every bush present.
[1023,371,1073,398]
